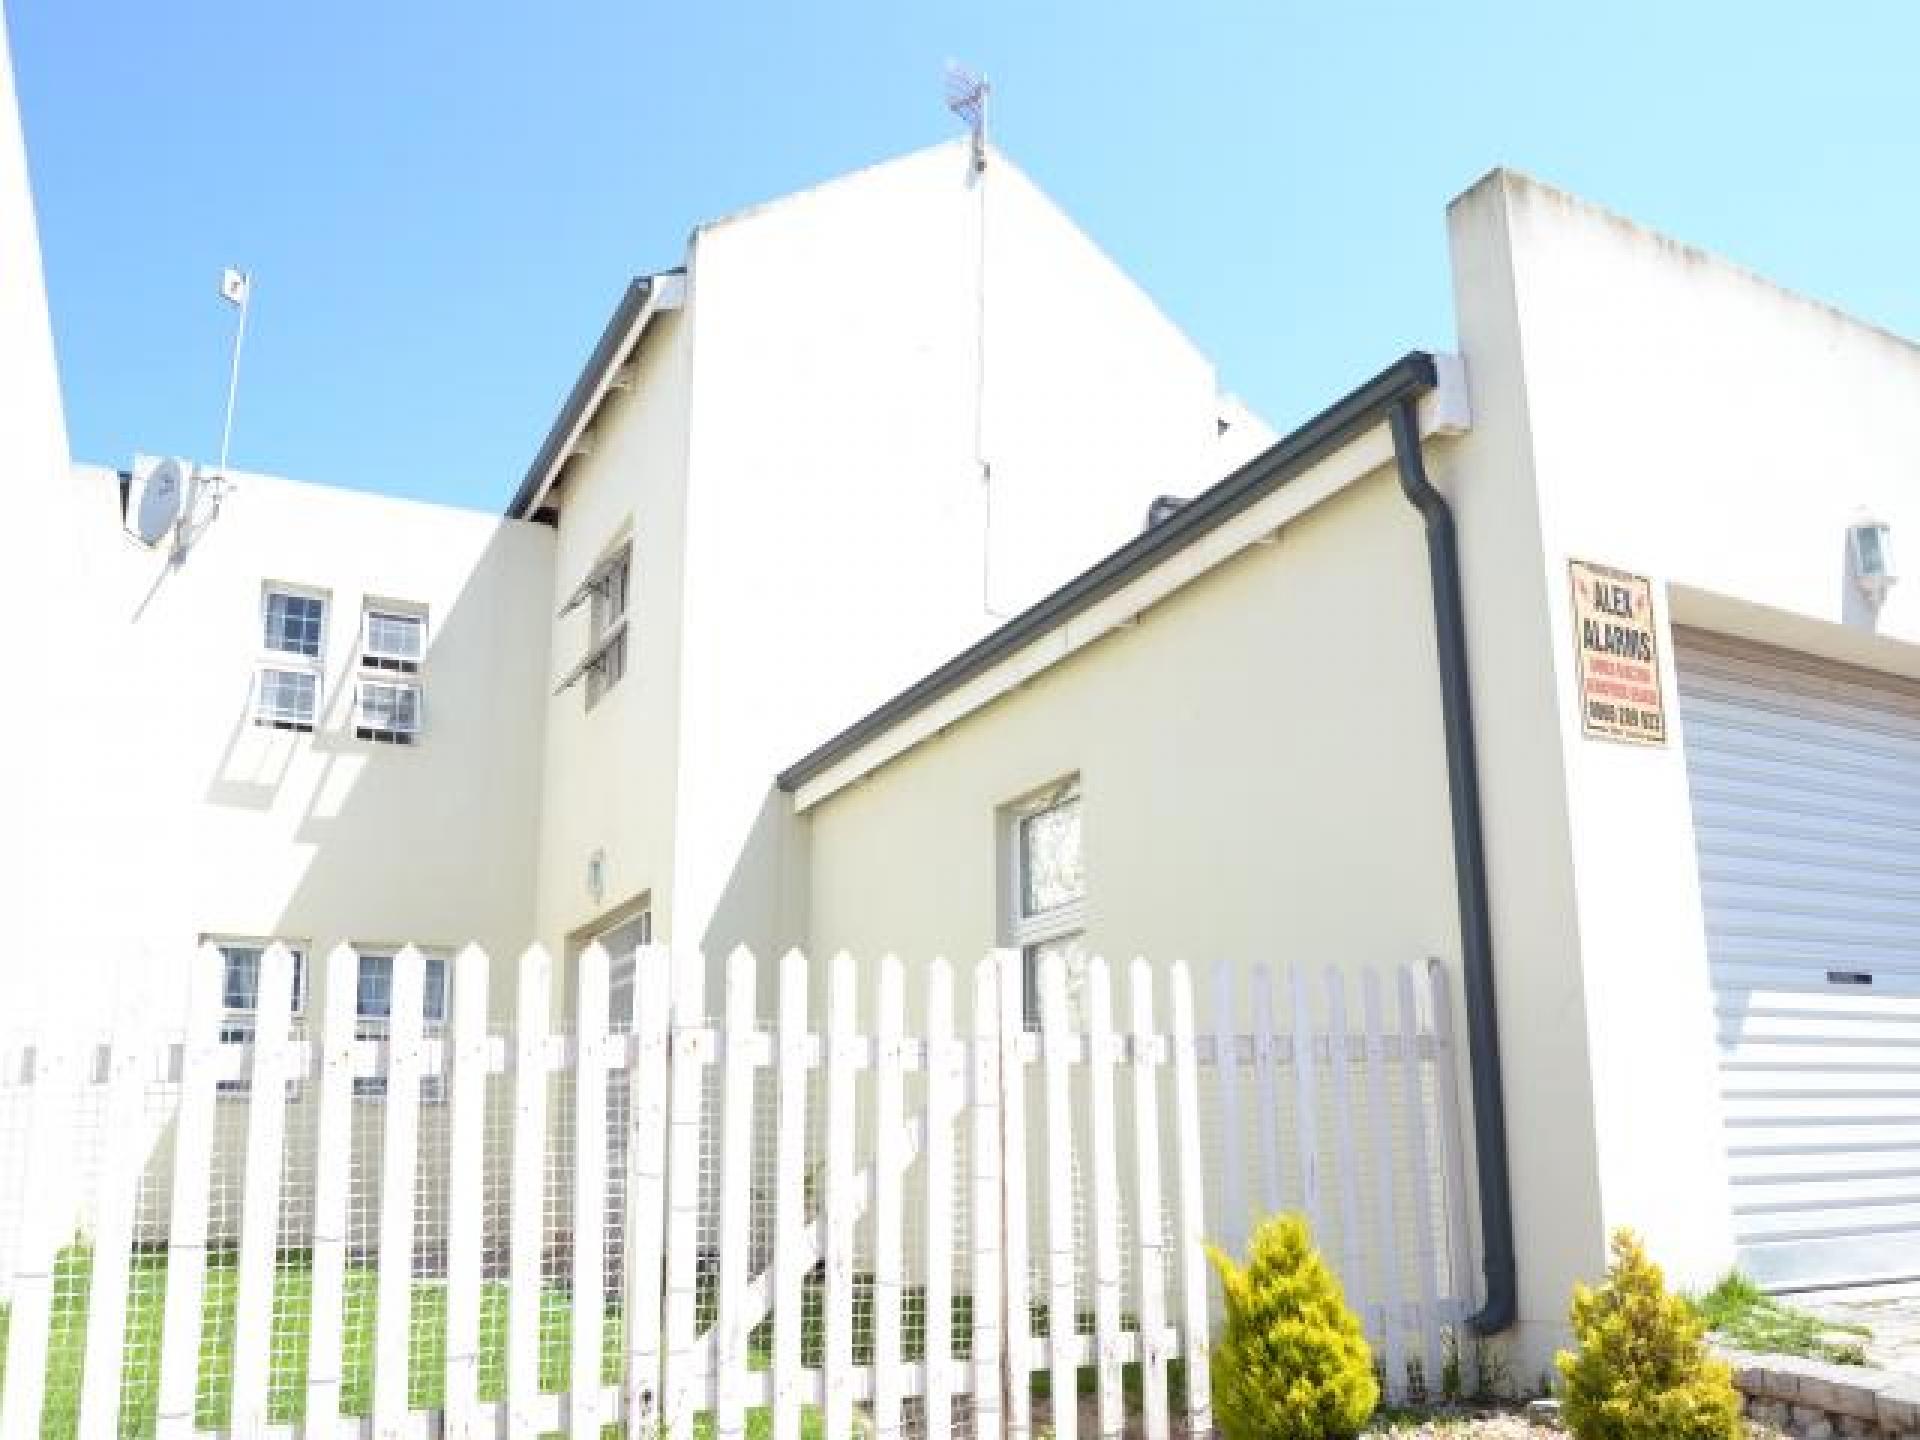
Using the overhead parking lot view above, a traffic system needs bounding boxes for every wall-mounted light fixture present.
[586,847,606,905]
[1848,515,1898,606]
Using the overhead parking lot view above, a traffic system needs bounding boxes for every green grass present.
[1690,1271,1870,1366]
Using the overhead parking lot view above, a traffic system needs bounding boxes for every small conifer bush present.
[1207,1213,1379,1440]
[1556,1229,1742,1440]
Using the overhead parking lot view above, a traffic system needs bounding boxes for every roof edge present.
[776,349,1440,794]
[507,272,682,520]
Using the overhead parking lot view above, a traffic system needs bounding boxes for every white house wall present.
[0,0,79,1011]
[670,141,1251,964]
[26,464,553,1026]
[1442,170,1920,1363]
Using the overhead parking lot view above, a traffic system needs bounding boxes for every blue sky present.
[12,3,1918,512]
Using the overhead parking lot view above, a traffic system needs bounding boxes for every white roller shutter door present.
[1677,628,1920,1290]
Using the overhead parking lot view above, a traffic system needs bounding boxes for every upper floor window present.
[256,586,327,731]
[357,603,426,745]
[362,608,425,673]
[1005,779,1086,1028]
[554,542,632,709]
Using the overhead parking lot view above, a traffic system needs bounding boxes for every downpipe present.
[1388,397,1518,1337]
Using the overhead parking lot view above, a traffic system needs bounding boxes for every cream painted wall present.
[802,459,1455,1037]
[670,141,1255,965]
[532,308,694,961]
[29,464,553,1026]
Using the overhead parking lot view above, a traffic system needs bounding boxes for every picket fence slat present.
[1085,957,1124,1440]
[995,948,1032,1440]
[1168,962,1213,1440]
[508,944,553,1440]
[1128,959,1171,1440]
[153,945,226,1440]
[373,946,428,1433]
[1040,951,1079,1440]
[1212,965,1243,1261]
[1292,964,1323,1240]
[871,956,906,1440]
[1319,966,1373,1370]
[231,942,300,1436]
[304,945,361,1438]
[714,947,758,1440]
[769,949,809,1440]
[969,956,1006,1440]
[661,950,707,1440]
[1362,969,1409,1399]
[1253,963,1284,1218]
[572,943,611,1439]
[821,953,857,1440]
[1400,964,1445,1398]
[625,943,673,1435]
[76,980,151,1440]
[2,1013,73,1440]
[443,944,491,1439]
[1430,957,1480,1393]
[922,957,956,1440]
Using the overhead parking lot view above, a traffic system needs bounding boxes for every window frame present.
[360,605,426,673]
[554,541,633,707]
[354,677,424,745]
[255,584,328,732]
[1001,778,1086,1029]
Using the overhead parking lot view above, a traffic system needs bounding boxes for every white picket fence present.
[0,945,1473,1440]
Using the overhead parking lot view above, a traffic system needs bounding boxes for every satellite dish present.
[130,456,188,546]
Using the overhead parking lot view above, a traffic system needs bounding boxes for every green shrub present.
[1556,1229,1742,1440]
[1206,1213,1378,1440]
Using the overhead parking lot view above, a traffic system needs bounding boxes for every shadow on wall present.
[697,784,812,1005]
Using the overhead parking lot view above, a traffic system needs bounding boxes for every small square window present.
[255,667,318,731]
[363,609,425,672]
[264,591,325,658]
[356,680,421,745]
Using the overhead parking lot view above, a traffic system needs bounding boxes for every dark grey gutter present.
[505,276,656,521]
[777,350,1442,791]
[1387,398,1517,1337]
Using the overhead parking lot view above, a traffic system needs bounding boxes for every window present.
[214,939,309,1095]
[357,603,427,744]
[1004,780,1086,1028]
[554,543,632,707]
[354,950,450,1099]
[362,608,425,672]
[355,679,422,745]
[255,586,326,731]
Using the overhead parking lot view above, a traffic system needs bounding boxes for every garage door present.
[1677,629,1920,1291]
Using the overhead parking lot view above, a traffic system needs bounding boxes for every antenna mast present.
[217,267,251,477]
[946,64,1000,613]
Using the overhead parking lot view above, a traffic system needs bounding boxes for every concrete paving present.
[1799,1284,1920,1377]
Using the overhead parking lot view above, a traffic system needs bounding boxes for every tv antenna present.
[945,63,989,173]
[216,266,251,479]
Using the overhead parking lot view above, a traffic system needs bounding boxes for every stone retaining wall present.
[1724,1347,1920,1440]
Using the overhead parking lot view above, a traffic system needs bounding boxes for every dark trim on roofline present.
[506,276,657,521]
[774,349,1440,792]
